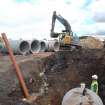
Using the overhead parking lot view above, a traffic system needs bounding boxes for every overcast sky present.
[0,0,105,40]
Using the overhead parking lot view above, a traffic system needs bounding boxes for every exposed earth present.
[0,49,105,105]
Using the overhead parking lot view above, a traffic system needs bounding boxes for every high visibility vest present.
[91,80,98,94]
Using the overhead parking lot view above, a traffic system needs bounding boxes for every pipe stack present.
[1,38,60,55]
[47,39,60,52]
[31,39,60,52]
[30,39,40,53]
[1,39,30,55]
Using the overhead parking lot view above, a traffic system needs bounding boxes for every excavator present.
[50,11,80,50]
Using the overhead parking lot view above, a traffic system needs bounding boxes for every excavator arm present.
[50,11,71,37]
[50,11,72,38]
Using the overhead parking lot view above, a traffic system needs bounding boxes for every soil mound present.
[79,36,104,49]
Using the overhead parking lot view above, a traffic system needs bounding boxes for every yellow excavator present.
[50,11,80,50]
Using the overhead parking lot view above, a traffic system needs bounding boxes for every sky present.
[0,0,105,40]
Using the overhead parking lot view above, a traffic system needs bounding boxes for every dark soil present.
[0,49,105,105]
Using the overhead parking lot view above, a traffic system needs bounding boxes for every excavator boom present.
[50,11,72,37]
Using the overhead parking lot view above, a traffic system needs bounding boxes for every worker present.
[91,74,98,94]
[80,82,86,96]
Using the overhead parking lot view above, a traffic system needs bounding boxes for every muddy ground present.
[0,49,105,105]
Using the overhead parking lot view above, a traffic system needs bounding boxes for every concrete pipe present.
[30,39,40,53]
[62,88,103,105]
[39,40,49,52]
[0,42,3,49]
[48,40,60,52]
[1,40,30,55]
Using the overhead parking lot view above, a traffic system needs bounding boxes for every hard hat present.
[92,75,98,79]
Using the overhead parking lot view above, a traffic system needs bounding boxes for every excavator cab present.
[63,34,72,45]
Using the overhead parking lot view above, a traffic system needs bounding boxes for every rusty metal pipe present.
[1,33,30,98]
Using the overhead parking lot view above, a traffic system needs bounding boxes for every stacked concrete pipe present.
[1,39,30,55]
[39,40,49,52]
[48,39,60,52]
[62,88,103,105]
[30,39,41,53]
[0,42,3,49]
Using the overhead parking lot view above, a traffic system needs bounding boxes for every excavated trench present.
[0,49,105,105]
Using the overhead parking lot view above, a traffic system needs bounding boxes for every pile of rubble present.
[79,36,104,49]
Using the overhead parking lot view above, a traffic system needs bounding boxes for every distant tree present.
[79,36,88,39]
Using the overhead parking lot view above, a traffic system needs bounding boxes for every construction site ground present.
[0,49,105,105]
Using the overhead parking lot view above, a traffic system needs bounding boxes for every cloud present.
[77,23,105,36]
[0,0,75,38]
[65,0,90,8]
[90,0,105,22]
[1,0,104,40]
[96,31,105,35]
[0,0,51,39]
[93,23,105,35]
